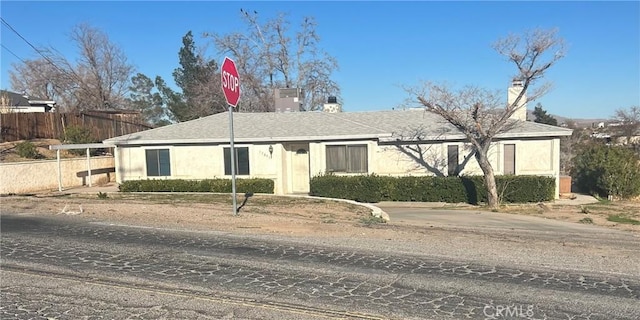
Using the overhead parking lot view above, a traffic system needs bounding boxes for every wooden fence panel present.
[0,112,153,142]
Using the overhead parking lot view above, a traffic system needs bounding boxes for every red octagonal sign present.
[221,57,240,107]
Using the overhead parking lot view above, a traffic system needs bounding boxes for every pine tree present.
[157,31,226,122]
[532,103,558,126]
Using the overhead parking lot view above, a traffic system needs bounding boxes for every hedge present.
[119,178,274,194]
[309,174,555,204]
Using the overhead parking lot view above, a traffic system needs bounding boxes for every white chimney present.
[507,79,527,121]
[323,96,342,113]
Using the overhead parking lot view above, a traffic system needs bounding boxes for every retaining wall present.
[0,156,115,194]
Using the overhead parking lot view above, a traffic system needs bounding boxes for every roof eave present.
[105,133,393,146]
[380,130,573,143]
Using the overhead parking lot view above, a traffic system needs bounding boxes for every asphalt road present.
[1,213,639,320]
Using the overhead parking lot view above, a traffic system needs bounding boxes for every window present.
[224,147,250,175]
[447,145,459,176]
[504,144,516,175]
[145,149,171,176]
[326,145,368,173]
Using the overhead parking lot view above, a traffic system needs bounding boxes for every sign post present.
[221,57,241,216]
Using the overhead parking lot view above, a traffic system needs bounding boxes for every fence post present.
[86,148,92,187]
[57,149,63,191]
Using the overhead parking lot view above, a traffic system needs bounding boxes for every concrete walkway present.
[46,182,120,195]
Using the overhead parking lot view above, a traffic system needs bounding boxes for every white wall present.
[116,137,562,198]
[371,138,561,198]
[0,156,115,194]
[116,144,282,193]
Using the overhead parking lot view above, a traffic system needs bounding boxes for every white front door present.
[289,143,310,193]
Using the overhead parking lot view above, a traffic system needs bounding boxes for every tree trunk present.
[475,147,499,209]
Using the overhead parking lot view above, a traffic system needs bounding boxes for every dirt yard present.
[2,192,638,240]
[0,193,384,239]
[499,199,640,232]
[0,139,78,162]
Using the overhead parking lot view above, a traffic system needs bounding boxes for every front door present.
[289,143,310,193]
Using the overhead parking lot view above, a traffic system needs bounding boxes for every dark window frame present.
[145,149,171,177]
[447,145,459,176]
[504,144,516,175]
[326,144,368,173]
[224,147,250,175]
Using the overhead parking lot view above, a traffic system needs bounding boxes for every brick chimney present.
[507,79,527,121]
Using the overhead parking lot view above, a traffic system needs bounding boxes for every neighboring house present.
[0,90,56,113]
[105,108,573,199]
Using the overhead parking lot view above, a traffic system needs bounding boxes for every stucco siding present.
[512,140,554,173]
[116,144,282,193]
[375,143,446,176]
[115,136,563,198]
[173,145,215,178]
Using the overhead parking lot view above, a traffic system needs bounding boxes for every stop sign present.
[221,57,240,107]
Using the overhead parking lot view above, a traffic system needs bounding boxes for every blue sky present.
[1,1,638,119]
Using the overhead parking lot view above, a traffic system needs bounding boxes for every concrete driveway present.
[375,202,630,236]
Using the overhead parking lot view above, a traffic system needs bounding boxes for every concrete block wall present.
[0,156,115,194]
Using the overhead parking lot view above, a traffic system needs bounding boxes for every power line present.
[1,18,57,66]
[0,17,81,83]
[1,43,27,63]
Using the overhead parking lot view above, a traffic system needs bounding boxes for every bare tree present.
[613,106,640,145]
[406,29,565,208]
[0,91,13,113]
[559,120,586,174]
[9,23,134,112]
[209,10,340,111]
[70,23,134,110]
[9,57,76,106]
[393,125,476,176]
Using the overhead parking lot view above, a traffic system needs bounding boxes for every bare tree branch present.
[614,106,640,144]
[9,23,134,112]
[406,28,565,208]
[209,11,340,111]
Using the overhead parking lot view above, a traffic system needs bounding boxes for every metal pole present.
[57,149,62,191]
[229,106,237,216]
[86,148,92,187]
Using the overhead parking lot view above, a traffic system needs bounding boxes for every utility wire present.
[1,17,82,83]
[1,43,27,63]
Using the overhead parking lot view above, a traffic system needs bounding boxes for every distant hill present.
[526,110,609,128]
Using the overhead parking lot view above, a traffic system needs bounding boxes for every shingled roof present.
[0,90,54,106]
[104,109,573,146]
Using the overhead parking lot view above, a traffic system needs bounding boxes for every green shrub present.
[63,125,98,155]
[310,174,555,204]
[119,178,274,194]
[571,144,640,199]
[495,175,555,203]
[309,174,395,203]
[15,141,40,159]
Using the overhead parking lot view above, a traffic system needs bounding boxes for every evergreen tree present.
[157,31,226,122]
[532,103,558,126]
[127,73,170,126]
